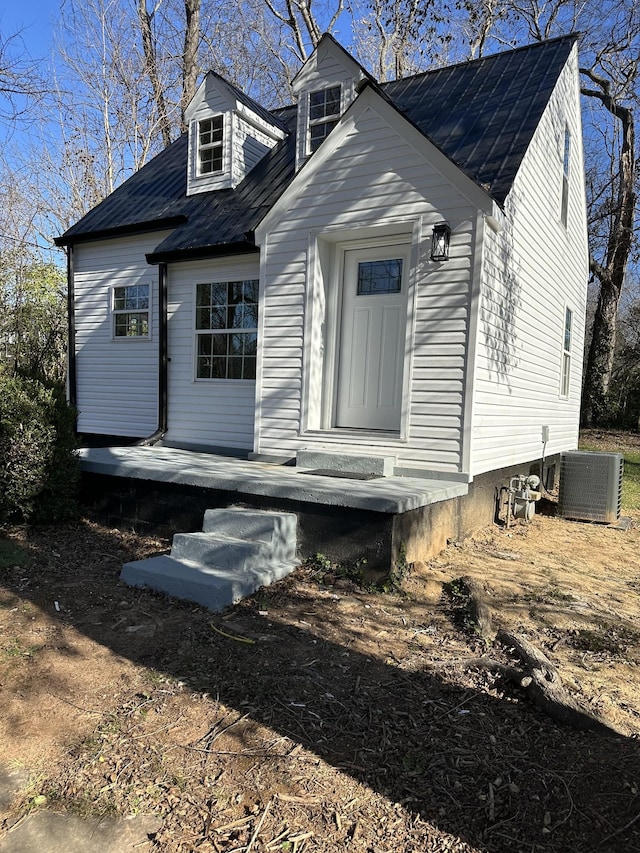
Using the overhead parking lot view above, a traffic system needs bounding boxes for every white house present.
[56,34,588,564]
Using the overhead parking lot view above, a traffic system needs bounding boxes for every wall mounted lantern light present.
[430,221,451,261]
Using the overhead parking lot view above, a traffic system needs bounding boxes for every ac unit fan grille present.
[558,451,623,523]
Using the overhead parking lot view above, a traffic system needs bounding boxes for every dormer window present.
[198,116,223,175]
[308,85,341,153]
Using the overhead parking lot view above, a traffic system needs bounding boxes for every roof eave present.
[55,216,188,248]
[146,239,258,265]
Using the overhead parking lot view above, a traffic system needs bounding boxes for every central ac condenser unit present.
[558,451,624,523]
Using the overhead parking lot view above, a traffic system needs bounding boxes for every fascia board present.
[184,75,211,124]
[255,85,493,244]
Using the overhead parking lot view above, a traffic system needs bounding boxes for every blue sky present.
[1,0,58,60]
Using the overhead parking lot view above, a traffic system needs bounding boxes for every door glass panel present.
[357,259,403,295]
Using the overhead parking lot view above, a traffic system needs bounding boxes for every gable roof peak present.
[184,69,289,133]
[291,32,375,93]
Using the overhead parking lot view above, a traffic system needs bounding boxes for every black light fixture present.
[430,221,451,261]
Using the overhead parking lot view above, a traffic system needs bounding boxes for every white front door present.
[335,245,409,431]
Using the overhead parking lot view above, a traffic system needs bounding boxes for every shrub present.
[0,373,79,524]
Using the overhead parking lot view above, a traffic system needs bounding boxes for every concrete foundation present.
[79,447,557,575]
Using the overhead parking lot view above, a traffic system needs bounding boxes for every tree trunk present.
[181,0,201,132]
[581,71,636,426]
[137,0,173,149]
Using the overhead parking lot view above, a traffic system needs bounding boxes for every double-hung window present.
[308,85,341,153]
[198,116,223,175]
[561,127,570,227]
[113,283,150,338]
[560,306,572,397]
[195,280,258,380]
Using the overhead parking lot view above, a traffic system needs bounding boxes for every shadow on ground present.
[1,520,639,852]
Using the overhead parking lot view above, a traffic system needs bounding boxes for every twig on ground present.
[245,799,272,853]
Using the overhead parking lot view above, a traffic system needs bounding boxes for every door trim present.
[326,235,415,436]
[335,244,410,431]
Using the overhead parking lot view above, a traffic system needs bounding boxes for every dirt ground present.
[1,459,640,851]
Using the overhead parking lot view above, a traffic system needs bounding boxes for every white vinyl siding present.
[73,232,172,436]
[561,126,571,227]
[470,45,588,475]
[257,95,480,473]
[165,256,259,451]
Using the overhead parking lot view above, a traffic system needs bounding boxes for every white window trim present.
[193,279,259,382]
[196,114,225,177]
[111,281,151,341]
[560,305,572,398]
[307,84,342,155]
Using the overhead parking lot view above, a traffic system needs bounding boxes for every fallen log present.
[446,576,626,737]
[496,630,625,738]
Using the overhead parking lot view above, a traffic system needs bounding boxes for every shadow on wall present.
[480,187,524,391]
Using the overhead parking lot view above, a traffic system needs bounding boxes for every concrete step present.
[121,554,297,612]
[170,532,275,569]
[120,508,299,612]
[296,450,396,477]
[202,507,297,545]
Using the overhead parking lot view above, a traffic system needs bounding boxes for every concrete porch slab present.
[78,446,468,515]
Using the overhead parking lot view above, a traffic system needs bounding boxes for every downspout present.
[137,262,168,446]
[66,246,77,408]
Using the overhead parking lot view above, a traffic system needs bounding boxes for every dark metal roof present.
[381,34,577,204]
[56,36,577,258]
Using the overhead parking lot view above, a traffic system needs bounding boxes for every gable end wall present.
[257,99,481,472]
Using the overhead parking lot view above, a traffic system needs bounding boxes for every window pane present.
[309,86,341,120]
[196,283,210,306]
[210,283,227,305]
[199,116,223,145]
[309,90,325,119]
[114,311,148,337]
[564,308,572,351]
[325,86,341,116]
[211,334,228,356]
[228,357,243,379]
[211,357,226,379]
[563,129,571,177]
[561,352,570,397]
[242,302,258,328]
[200,147,222,174]
[243,280,258,303]
[357,259,403,295]
[194,281,258,380]
[243,357,256,380]
[196,307,210,330]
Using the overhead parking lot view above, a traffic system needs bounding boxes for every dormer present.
[185,72,288,196]
[292,34,373,171]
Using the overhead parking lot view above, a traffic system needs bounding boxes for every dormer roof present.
[185,70,289,134]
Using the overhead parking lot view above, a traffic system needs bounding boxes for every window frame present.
[560,126,571,228]
[560,305,572,398]
[307,85,342,154]
[194,279,259,382]
[197,114,224,176]
[112,282,151,340]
